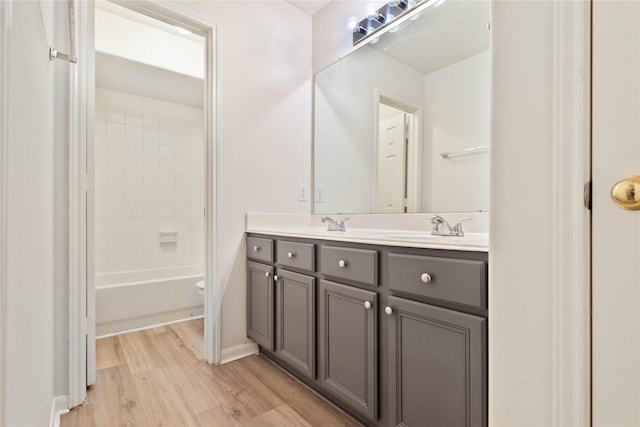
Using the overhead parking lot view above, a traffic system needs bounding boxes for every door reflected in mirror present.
[314,0,491,215]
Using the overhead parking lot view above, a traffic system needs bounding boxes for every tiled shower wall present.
[95,88,205,274]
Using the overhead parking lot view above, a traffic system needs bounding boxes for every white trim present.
[551,1,591,425]
[96,315,204,339]
[0,1,10,423]
[49,396,70,427]
[68,0,89,408]
[220,343,259,365]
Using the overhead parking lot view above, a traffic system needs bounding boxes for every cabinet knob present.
[253,246,260,252]
[265,271,270,277]
[287,252,295,259]
[274,275,279,281]
[364,301,372,310]
[420,273,432,284]
[338,259,347,268]
[384,306,394,316]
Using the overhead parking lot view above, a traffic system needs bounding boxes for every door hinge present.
[584,181,592,210]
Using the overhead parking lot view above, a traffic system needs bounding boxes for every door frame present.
[373,91,423,213]
[68,0,221,407]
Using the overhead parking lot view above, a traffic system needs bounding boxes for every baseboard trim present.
[220,343,259,364]
[49,395,69,427]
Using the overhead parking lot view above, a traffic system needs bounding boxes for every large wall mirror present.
[314,0,491,214]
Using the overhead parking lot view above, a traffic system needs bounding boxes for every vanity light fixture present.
[348,0,429,45]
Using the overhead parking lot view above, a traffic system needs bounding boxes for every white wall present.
[422,50,490,212]
[95,6,204,79]
[94,87,205,275]
[167,1,313,352]
[4,1,57,425]
[314,46,425,214]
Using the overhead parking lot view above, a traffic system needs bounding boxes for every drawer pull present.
[265,272,270,278]
[274,275,279,281]
[384,306,394,316]
[420,273,432,284]
[253,246,260,252]
[364,301,372,310]
[287,252,295,258]
[338,260,348,268]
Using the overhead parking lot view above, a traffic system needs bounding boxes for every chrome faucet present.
[429,215,472,237]
[321,216,349,232]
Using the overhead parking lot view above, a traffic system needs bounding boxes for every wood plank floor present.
[61,319,361,427]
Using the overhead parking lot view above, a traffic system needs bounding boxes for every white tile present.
[190,125,204,137]
[159,145,175,160]
[159,244,176,265]
[175,147,190,162]
[159,130,175,146]
[95,169,108,186]
[107,108,125,124]
[143,173,160,188]
[95,120,107,137]
[144,98,159,115]
[176,175,189,190]
[190,189,204,203]
[107,171,125,187]
[107,122,125,138]
[124,232,144,248]
[106,232,126,250]
[123,218,144,233]
[127,142,143,157]
[95,154,107,170]
[95,198,107,217]
[144,128,159,144]
[159,188,175,203]
[176,161,191,176]
[126,125,143,142]
[176,217,190,234]
[159,101,175,116]
[107,186,124,202]
[143,158,159,173]
[126,172,144,188]
[159,217,176,230]
[95,109,107,121]
[176,203,190,217]
[159,174,175,188]
[190,230,205,262]
[106,201,128,218]
[95,247,107,272]
[143,115,159,129]
[176,189,189,203]
[125,185,143,202]
[190,203,203,217]
[128,202,144,218]
[175,118,189,134]
[126,114,143,127]
[125,156,144,173]
[159,202,175,217]
[142,217,160,232]
[189,106,203,123]
[159,116,175,132]
[190,135,204,149]
[95,232,107,250]
[107,139,127,155]
[143,202,160,217]
[191,161,204,177]
[191,217,205,231]
[175,104,190,119]
[107,152,126,170]
[143,143,159,159]
[174,133,190,148]
[159,159,175,175]
[126,94,144,115]
[144,187,159,203]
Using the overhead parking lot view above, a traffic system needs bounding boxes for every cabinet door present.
[387,295,486,427]
[276,269,315,379]
[246,261,275,351]
[319,279,377,421]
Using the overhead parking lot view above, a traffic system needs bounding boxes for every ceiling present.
[285,0,331,15]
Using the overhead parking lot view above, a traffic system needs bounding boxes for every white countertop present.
[246,214,489,252]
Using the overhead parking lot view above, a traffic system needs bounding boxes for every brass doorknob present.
[611,176,640,210]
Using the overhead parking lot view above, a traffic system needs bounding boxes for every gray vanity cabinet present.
[318,279,378,422]
[275,269,315,379]
[246,260,275,351]
[387,295,486,427]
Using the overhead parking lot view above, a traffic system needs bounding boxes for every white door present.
[375,113,406,213]
[592,1,640,423]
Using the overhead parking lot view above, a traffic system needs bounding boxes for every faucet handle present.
[453,217,472,236]
[429,215,444,224]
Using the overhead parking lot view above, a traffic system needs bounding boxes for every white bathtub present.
[96,265,204,336]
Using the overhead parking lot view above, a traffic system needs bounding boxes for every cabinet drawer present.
[247,236,273,263]
[320,245,378,286]
[388,253,486,309]
[277,241,315,272]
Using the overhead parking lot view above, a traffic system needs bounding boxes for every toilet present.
[195,280,205,300]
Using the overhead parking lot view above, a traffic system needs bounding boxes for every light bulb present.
[347,16,359,31]
[366,3,378,19]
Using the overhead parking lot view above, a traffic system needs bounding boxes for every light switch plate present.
[298,184,308,202]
